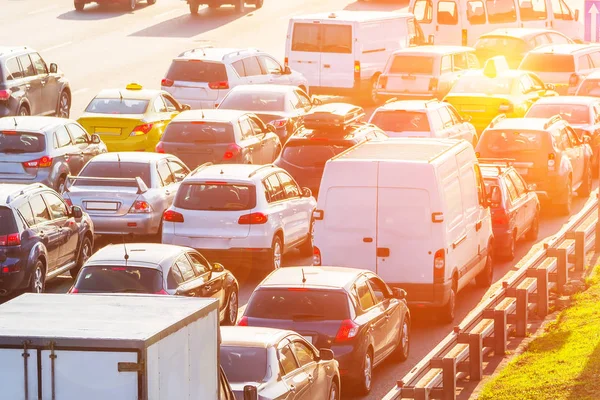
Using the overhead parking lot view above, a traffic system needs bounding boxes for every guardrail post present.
[516,287,529,337]
[547,248,568,295]
[442,357,457,400]
[414,387,428,400]
[469,333,483,381]
[596,193,600,252]
[536,267,550,317]
[493,309,507,355]
[573,231,585,272]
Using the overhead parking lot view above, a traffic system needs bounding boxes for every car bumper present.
[194,248,271,266]
[102,136,157,152]
[90,213,160,235]
[0,176,53,189]
[162,230,273,250]
[181,98,219,110]
[0,258,28,296]
[388,281,452,308]
[493,227,513,249]
[376,91,441,100]
[330,343,368,379]
[0,103,18,117]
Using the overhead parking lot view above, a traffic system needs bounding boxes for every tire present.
[476,244,494,287]
[208,2,218,7]
[74,2,85,10]
[557,179,572,216]
[57,91,70,118]
[235,0,244,13]
[147,0,156,5]
[254,0,263,8]
[357,350,373,395]
[71,235,92,279]
[579,164,592,197]
[127,0,136,11]
[440,279,456,323]
[30,260,46,294]
[55,176,66,194]
[17,105,29,116]
[189,1,199,13]
[328,380,340,400]
[364,77,379,105]
[500,232,515,261]
[298,219,314,257]
[392,316,410,361]
[222,289,239,326]
[267,235,283,271]
[526,212,539,241]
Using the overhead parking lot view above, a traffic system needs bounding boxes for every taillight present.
[428,78,439,91]
[354,61,360,82]
[548,153,556,171]
[128,200,152,214]
[64,198,73,207]
[1,265,20,273]
[161,78,174,87]
[498,103,514,113]
[0,233,21,246]
[492,210,509,225]
[223,143,242,160]
[238,212,268,225]
[23,156,52,168]
[130,123,153,137]
[569,73,580,86]
[313,246,321,266]
[378,75,388,90]
[335,319,359,342]
[270,118,288,128]
[433,249,445,283]
[284,57,289,67]
[156,141,165,154]
[237,316,249,326]
[0,89,11,101]
[208,81,229,90]
[155,289,169,295]
[163,209,184,223]
[68,287,79,294]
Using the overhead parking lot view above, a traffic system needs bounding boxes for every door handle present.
[25,84,31,90]
[41,80,47,86]
[323,64,331,68]
[308,374,314,382]
[204,285,211,291]
[289,385,296,393]
[452,234,467,248]
[476,220,483,231]
[385,313,391,320]
[165,190,171,195]
[188,292,196,297]
[363,237,373,243]
[39,231,45,238]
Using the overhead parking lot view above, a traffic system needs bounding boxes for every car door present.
[258,55,291,85]
[238,117,261,164]
[30,52,59,116]
[366,275,402,356]
[42,191,78,267]
[170,255,207,297]
[167,158,190,186]
[289,339,324,399]
[241,56,266,85]
[434,0,461,45]
[187,252,227,313]
[565,126,586,184]
[447,104,474,143]
[520,74,540,110]
[66,123,98,172]
[263,173,288,232]
[277,340,311,399]
[354,277,387,363]
[292,89,313,129]
[156,160,177,211]
[503,172,527,238]
[277,171,307,247]
[18,54,43,115]
[27,195,61,270]
[550,0,578,37]
[53,125,78,176]
[437,105,459,139]
[249,115,279,163]
[162,93,183,121]
[507,170,535,237]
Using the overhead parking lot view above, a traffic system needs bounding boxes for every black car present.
[0,183,93,296]
[0,47,71,118]
[238,266,410,395]
[274,103,387,197]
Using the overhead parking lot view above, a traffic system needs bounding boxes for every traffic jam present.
[0,0,598,398]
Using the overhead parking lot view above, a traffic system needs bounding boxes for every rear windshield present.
[219,91,286,112]
[85,98,149,114]
[76,162,151,187]
[370,110,431,132]
[291,23,352,54]
[174,183,256,211]
[0,208,16,236]
[389,55,434,75]
[479,130,545,153]
[166,60,227,83]
[526,104,590,125]
[450,75,514,95]
[220,346,268,383]
[245,289,350,320]
[281,142,349,167]
[576,80,600,97]
[0,131,46,153]
[162,122,234,143]
[74,266,164,293]
[520,54,575,73]
[475,37,526,53]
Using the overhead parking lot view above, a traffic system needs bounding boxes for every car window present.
[249,117,264,134]
[453,52,468,71]
[162,95,179,112]
[467,52,480,69]
[18,202,35,226]
[167,160,189,181]
[447,105,463,124]
[438,107,454,128]
[67,124,89,145]
[294,90,312,109]
[78,161,151,188]
[528,74,545,90]
[578,55,592,71]
[187,253,210,275]
[547,33,571,45]
[291,341,316,367]
[167,266,184,289]
[321,24,352,54]
[232,60,246,77]
[534,34,550,47]
[355,279,376,310]
[466,0,486,24]
[560,129,573,148]
[54,126,72,148]
[520,75,535,94]
[5,57,23,80]
[551,0,573,19]
[508,170,527,196]
[242,56,262,77]
[264,174,286,202]
[565,126,580,145]
[157,161,175,186]
[18,55,36,78]
[42,192,69,220]
[430,110,444,131]
[153,96,168,113]
[277,172,300,198]
[486,0,517,23]
[518,0,547,20]
[174,183,256,211]
[504,174,519,202]
[238,118,255,140]
[175,256,196,281]
[259,56,282,75]
[29,53,48,75]
[85,98,149,114]
[413,0,433,23]
[440,55,451,73]
[29,195,51,224]
[278,345,299,376]
[437,1,458,25]
[165,60,227,83]
[367,277,391,303]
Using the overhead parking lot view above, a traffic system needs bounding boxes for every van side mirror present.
[301,187,312,198]
[428,35,435,45]
[266,123,276,133]
[49,63,58,74]
[212,262,225,272]
[181,104,191,111]
[243,385,258,400]
[311,96,323,105]
[545,83,555,91]
[527,183,537,191]
[91,134,101,144]
[283,66,292,75]
[392,288,407,300]
[318,348,334,361]
[71,205,83,219]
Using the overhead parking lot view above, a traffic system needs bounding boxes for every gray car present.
[0,116,107,192]
[63,152,190,236]
[220,326,340,400]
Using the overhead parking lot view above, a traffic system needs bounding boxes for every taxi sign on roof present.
[126,83,143,90]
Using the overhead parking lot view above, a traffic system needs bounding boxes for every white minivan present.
[409,0,582,47]
[313,138,494,321]
[285,11,429,103]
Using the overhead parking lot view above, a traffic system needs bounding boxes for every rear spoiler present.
[65,176,148,194]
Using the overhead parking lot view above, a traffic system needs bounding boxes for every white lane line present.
[153,9,179,19]
[28,5,62,15]
[42,41,72,53]
[72,88,89,96]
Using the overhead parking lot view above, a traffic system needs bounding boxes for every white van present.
[285,11,428,103]
[409,0,582,47]
[313,138,494,321]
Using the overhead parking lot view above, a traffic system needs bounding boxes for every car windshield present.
[162,122,234,143]
[219,91,287,112]
[0,207,17,236]
[370,110,431,132]
[166,60,227,83]
[245,289,350,320]
[479,130,544,153]
[174,183,256,211]
[281,142,349,167]
[0,131,45,153]
[389,55,434,75]
[576,80,600,97]
[76,162,151,187]
[85,98,149,114]
[450,75,514,95]
[220,346,268,383]
[526,104,590,125]
[73,266,164,293]
[520,54,575,73]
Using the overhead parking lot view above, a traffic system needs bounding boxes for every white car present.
[161,47,309,110]
[369,99,477,145]
[161,164,316,270]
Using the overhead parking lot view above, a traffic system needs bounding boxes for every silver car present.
[63,152,190,236]
[220,326,340,400]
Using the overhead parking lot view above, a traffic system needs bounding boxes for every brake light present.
[569,73,580,86]
[64,198,73,207]
[287,287,309,291]
[23,156,52,168]
[208,81,229,90]
[0,89,11,101]
[498,103,514,113]
[156,141,165,153]
[378,75,388,90]
[270,118,288,128]
[238,212,268,225]
[0,233,20,246]
[155,289,169,295]
[130,123,153,137]
[223,143,242,160]
[548,153,556,171]
[1,265,20,273]
[335,319,359,342]
[237,316,248,326]
[313,246,321,266]
[128,200,153,214]
[163,209,184,223]
[492,210,509,225]
[284,57,289,67]
[354,61,360,82]
[161,78,174,87]
[433,249,445,283]
[68,287,79,294]
[429,78,439,91]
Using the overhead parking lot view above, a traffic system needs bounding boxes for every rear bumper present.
[177,98,219,110]
[0,257,29,296]
[162,229,273,250]
[331,343,367,379]
[102,136,156,152]
[388,282,452,308]
[0,103,18,117]
[493,227,513,249]
[376,90,441,100]
[194,248,270,266]
[90,213,160,235]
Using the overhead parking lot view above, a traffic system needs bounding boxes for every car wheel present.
[268,235,283,270]
[364,77,379,105]
[579,164,592,197]
[558,179,572,216]
[235,0,244,13]
[189,1,200,13]
[55,176,66,194]
[223,289,238,326]
[393,316,410,361]
[476,244,494,287]
[74,1,85,10]
[298,219,314,257]
[254,0,263,8]
[30,261,46,294]
[328,380,339,400]
[72,236,92,279]
[17,105,29,116]
[57,91,70,118]
[357,350,373,394]
[127,0,136,11]
[526,212,539,241]
[501,232,515,261]
[440,279,456,323]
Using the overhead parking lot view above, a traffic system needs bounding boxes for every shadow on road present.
[58,3,151,20]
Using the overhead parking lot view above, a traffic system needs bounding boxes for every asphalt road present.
[2,0,592,398]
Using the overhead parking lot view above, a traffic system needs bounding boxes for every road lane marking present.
[28,5,62,15]
[42,41,72,53]
[153,9,180,19]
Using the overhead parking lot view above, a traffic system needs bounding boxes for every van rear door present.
[287,22,321,88]
[319,22,355,89]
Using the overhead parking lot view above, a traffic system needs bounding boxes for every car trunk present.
[0,131,47,181]
[78,115,144,142]
[444,93,512,128]
[165,60,226,104]
[0,153,43,181]
[383,55,436,94]
[67,185,141,216]
[72,265,164,294]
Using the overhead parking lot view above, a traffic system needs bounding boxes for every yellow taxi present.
[443,57,558,134]
[77,83,190,152]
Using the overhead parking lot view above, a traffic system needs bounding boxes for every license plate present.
[95,127,121,135]
[302,335,314,344]
[85,201,119,211]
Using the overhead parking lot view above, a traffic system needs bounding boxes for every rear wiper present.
[292,313,326,321]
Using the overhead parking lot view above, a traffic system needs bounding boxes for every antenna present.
[117,153,122,175]
[301,268,306,284]
[13,117,17,128]
[119,91,124,103]
[122,234,129,266]
[199,99,205,119]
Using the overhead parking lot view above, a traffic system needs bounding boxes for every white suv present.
[369,99,477,145]
[161,163,316,270]
[161,47,309,110]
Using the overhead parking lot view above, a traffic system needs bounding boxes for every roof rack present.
[190,162,213,176]
[488,114,507,129]
[222,48,260,61]
[304,103,365,132]
[478,158,516,173]
[178,46,215,57]
[544,114,563,129]
[425,99,440,108]
[6,183,45,204]
[248,164,276,178]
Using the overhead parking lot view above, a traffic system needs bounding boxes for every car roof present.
[292,10,413,22]
[377,99,443,111]
[528,44,600,54]
[176,47,254,62]
[85,243,187,268]
[172,109,248,123]
[481,28,560,39]
[0,183,45,205]
[489,117,555,131]
[186,164,275,183]
[228,84,296,94]
[0,46,31,58]
[258,266,364,291]
[93,87,163,101]
[87,152,169,163]
[532,95,599,106]
[220,326,293,348]
[584,69,600,80]
[392,45,474,56]
[0,116,67,133]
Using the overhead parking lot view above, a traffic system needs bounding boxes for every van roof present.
[528,43,600,55]
[290,10,414,23]
[336,138,462,163]
[392,45,474,56]
[481,28,564,40]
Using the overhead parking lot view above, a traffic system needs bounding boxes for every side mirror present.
[283,66,292,75]
[545,83,555,91]
[392,288,407,300]
[462,115,472,122]
[71,205,83,219]
[266,123,277,133]
[301,187,312,198]
[311,96,323,106]
[212,262,225,272]
[174,172,187,182]
[49,63,58,74]
[575,9,580,21]
[91,134,101,144]
[527,183,537,191]
[243,385,258,400]
[318,348,335,361]
[181,104,191,111]
[583,135,592,144]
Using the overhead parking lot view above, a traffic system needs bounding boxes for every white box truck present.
[0,293,223,400]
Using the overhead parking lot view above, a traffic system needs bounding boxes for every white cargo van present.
[313,138,494,321]
[285,11,428,103]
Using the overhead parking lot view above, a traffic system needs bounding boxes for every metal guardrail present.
[383,191,600,400]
